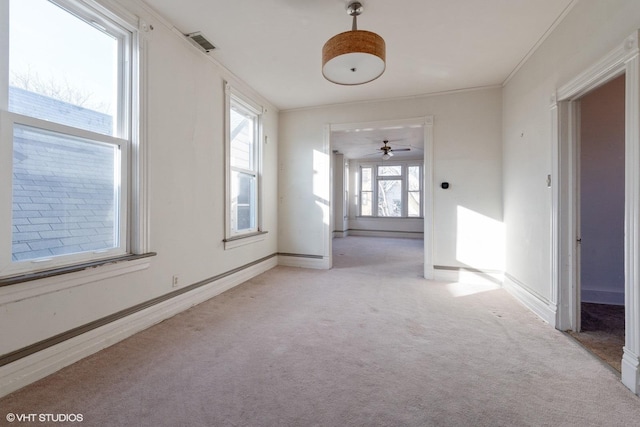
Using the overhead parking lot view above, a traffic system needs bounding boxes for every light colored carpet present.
[1,236,640,426]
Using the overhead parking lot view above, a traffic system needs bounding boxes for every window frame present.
[358,161,424,218]
[407,164,423,218]
[360,165,373,216]
[224,83,265,248]
[0,0,147,279]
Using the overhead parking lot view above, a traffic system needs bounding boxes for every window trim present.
[358,161,424,218]
[224,83,264,246]
[0,1,8,111]
[3,112,130,268]
[0,0,149,280]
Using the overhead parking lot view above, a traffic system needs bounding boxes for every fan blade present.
[391,148,411,152]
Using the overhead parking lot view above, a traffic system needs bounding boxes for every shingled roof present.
[9,88,117,262]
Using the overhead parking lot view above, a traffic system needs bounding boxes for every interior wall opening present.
[328,118,431,274]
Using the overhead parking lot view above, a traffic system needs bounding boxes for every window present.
[0,0,144,278]
[361,166,373,216]
[407,166,421,217]
[358,162,423,218]
[225,84,264,245]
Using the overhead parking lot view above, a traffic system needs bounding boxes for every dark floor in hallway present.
[569,303,625,372]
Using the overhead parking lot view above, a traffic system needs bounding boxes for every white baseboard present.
[622,347,640,394]
[582,289,625,305]
[0,257,277,398]
[503,274,557,326]
[424,265,435,280]
[348,230,423,239]
[277,254,329,269]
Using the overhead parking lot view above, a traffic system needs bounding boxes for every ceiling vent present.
[185,32,216,53]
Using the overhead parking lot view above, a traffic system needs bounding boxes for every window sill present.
[0,252,157,288]
[223,231,268,250]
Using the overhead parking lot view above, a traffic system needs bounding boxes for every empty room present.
[2,0,640,425]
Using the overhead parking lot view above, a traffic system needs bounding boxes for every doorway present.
[553,30,640,394]
[568,75,626,372]
[327,117,434,278]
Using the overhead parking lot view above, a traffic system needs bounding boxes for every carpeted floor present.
[568,303,625,372]
[1,236,640,426]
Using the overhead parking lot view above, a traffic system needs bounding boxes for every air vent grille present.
[185,32,216,53]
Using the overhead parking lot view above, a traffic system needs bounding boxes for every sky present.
[9,0,118,115]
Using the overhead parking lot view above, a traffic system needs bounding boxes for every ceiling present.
[142,0,574,158]
[143,0,574,111]
[332,126,425,161]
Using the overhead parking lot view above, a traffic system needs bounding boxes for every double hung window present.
[225,85,263,243]
[0,0,141,278]
[358,162,423,218]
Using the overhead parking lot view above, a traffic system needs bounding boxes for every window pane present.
[361,167,372,191]
[230,107,255,170]
[361,192,372,216]
[12,124,119,261]
[378,180,402,217]
[378,165,401,176]
[408,166,420,191]
[9,0,119,136]
[231,170,256,232]
[408,192,421,217]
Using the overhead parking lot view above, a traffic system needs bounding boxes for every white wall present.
[279,88,503,270]
[0,0,278,375]
[503,0,640,304]
[580,75,625,305]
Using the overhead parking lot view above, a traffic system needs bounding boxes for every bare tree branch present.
[10,67,110,113]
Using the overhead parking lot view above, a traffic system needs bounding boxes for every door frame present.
[326,116,434,278]
[552,30,640,394]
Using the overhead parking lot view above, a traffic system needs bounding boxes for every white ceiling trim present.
[502,0,579,87]
[281,84,503,114]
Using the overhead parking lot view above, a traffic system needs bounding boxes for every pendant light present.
[322,1,386,85]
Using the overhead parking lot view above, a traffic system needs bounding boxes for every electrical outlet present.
[172,275,179,288]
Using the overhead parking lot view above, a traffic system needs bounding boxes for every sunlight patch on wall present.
[456,206,505,270]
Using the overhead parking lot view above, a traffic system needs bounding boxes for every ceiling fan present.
[379,140,410,159]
